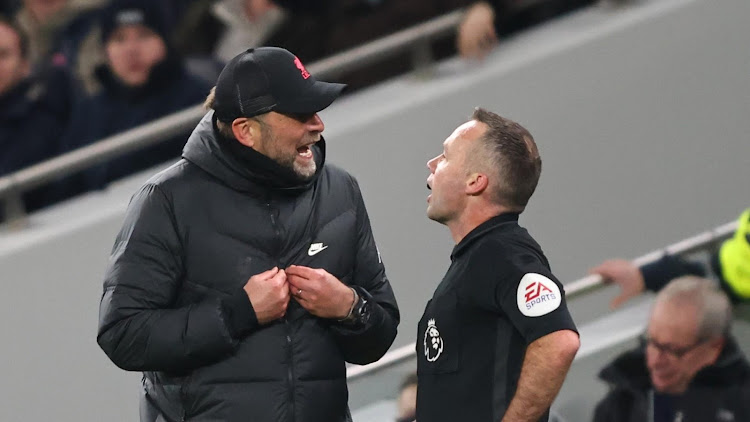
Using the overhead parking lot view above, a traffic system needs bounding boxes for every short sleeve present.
[460,241,578,344]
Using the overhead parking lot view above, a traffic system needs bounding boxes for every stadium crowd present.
[1,0,594,218]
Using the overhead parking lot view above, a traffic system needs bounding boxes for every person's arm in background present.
[457,1,499,59]
[457,0,599,59]
[590,256,707,309]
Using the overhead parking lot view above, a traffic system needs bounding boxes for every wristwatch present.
[338,287,371,326]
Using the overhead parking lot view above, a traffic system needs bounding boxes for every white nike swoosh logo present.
[308,244,329,256]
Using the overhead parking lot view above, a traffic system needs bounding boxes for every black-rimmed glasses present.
[639,334,707,359]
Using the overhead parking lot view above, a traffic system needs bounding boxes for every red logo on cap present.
[294,56,311,80]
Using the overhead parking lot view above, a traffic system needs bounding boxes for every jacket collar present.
[181,112,324,196]
[450,212,520,260]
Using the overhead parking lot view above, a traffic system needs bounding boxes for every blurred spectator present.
[457,0,596,60]
[266,0,477,91]
[170,0,223,59]
[58,0,210,196]
[175,0,481,90]
[396,372,417,422]
[14,0,105,93]
[212,0,287,62]
[172,0,288,82]
[0,16,72,217]
[175,0,288,61]
[175,0,605,93]
[593,276,750,422]
[591,208,750,309]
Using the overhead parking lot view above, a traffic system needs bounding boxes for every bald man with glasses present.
[593,276,750,422]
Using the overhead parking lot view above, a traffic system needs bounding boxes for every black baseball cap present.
[212,47,346,122]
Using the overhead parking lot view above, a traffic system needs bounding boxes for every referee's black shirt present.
[416,213,578,422]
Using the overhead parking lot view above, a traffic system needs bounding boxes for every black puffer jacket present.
[97,112,400,422]
[593,337,750,422]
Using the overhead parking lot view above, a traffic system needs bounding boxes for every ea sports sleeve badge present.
[517,273,562,317]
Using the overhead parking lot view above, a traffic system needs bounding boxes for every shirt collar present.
[450,212,520,260]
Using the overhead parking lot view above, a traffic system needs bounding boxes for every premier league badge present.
[424,319,444,362]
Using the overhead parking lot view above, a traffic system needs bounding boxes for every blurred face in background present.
[645,300,723,394]
[24,0,68,23]
[105,24,166,87]
[0,22,30,96]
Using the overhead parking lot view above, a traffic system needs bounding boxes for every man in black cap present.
[96,46,400,422]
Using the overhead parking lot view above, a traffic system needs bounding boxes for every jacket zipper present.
[179,374,190,421]
[285,320,296,422]
[266,201,296,422]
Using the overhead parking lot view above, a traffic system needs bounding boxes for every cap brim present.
[274,80,347,114]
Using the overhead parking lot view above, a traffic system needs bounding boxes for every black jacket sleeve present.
[97,184,259,372]
[592,388,639,422]
[641,255,707,292]
[328,180,400,365]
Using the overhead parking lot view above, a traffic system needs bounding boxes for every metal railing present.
[0,9,466,225]
[346,218,738,380]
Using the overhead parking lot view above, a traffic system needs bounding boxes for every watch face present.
[358,300,371,325]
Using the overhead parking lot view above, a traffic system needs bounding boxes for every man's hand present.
[285,265,356,319]
[589,259,646,309]
[243,267,290,324]
[457,2,498,60]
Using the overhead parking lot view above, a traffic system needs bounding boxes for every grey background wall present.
[1,0,748,420]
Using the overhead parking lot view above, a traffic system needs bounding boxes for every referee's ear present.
[466,172,489,196]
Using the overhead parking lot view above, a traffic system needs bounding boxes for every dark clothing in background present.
[0,70,74,218]
[490,0,595,37]
[175,0,599,93]
[641,253,747,303]
[593,337,750,422]
[1,0,21,16]
[0,78,69,176]
[267,0,475,91]
[48,5,102,77]
[641,255,708,292]
[58,57,210,196]
[97,112,400,421]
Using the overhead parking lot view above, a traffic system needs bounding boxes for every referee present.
[418,108,580,421]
